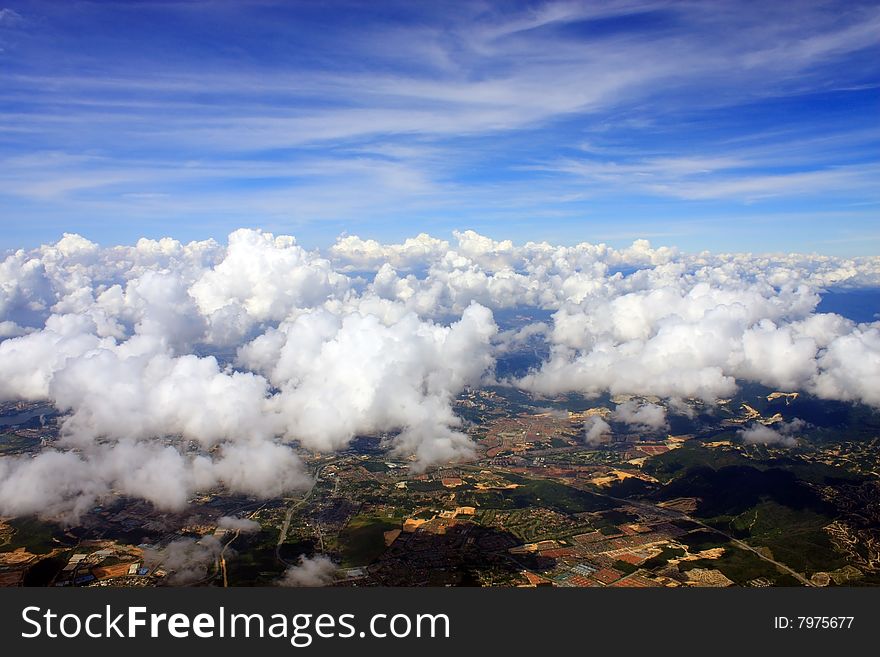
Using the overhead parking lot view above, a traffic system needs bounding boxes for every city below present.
[3,378,879,588]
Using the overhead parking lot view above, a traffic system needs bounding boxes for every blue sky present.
[0,0,878,254]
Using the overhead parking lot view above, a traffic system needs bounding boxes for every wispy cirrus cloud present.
[0,1,877,252]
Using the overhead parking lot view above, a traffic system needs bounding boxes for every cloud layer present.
[1,228,879,520]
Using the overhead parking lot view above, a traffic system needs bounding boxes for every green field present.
[0,432,41,455]
[407,480,446,492]
[756,527,848,576]
[360,461,389,473]
[226,527,288,586]
[679,545,800,586]
[337,515,398,567]
[645,443,851,579]
[1,517,64,554]
[499,475,614,514]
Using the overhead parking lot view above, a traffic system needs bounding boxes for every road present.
[590,488,816,586]
[275,463,326,567]
[490,465,816,587]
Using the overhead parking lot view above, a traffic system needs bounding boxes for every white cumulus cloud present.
[278,554,337,587]
[1,228,879,521]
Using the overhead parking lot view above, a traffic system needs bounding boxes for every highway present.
[275,463,326,567]
[586,487,816,586]
[488,464,817,587]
